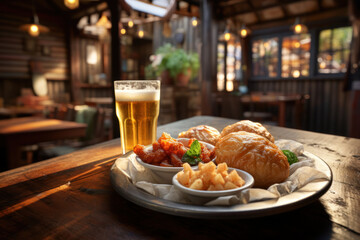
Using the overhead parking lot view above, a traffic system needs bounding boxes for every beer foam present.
[115,89,160,101]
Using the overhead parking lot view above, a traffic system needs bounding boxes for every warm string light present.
[121,28,126,35]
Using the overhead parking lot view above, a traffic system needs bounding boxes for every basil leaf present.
[182,140,202,166]
[282,150,298,165]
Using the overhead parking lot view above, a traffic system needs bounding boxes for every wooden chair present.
[37,105,108,161]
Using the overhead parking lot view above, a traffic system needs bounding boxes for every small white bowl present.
[135,138,215,184]
[172,168,254,199]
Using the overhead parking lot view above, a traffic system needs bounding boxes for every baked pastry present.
[220,120,275,143]
[178,125,220,146]
[215,131,289,188]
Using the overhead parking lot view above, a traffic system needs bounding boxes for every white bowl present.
[135,138,215,184]
[172,168,254,199]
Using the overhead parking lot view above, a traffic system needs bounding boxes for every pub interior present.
[1,0,359,171]
[1,0,360,239]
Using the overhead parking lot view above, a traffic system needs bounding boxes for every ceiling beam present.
[217,0,310,19]
[248,6,348,31]
[246,0,262,23]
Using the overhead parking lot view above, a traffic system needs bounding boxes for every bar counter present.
[0,116,359,239]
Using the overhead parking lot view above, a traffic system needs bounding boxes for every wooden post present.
[200,0,217,115]
[107,0,121,138]
[68,20,82,104]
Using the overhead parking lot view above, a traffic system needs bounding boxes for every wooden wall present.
[0,2,69,105]
[249,77,351,137]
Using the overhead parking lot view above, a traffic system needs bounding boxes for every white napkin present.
[113,139,330,206]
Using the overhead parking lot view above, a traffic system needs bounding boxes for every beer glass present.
[114,80,160,154]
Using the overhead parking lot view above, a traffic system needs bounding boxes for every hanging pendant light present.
[64,0,79,10]
[138,25,144,38]
[20,5,49,37]
[191,17,198,27]
[224,30,231,42]
[96,12,112,29]
[239,24,251,38]
[291,17,308,34]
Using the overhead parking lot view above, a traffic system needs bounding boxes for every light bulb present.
[240,29,248,38]
[128,20,134,28]
[121,28,126,35]
[191,17,198,27]
[292,70,300,78]
[29,24,39,37]
[138,30,144,38]
[64,0,79,9]
[224,32,231,41]
[294,24,302,34]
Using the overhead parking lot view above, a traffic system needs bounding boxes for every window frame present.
[248,23,352,81]
[315,26,352,77]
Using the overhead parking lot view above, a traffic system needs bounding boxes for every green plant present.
[145,44,200,81]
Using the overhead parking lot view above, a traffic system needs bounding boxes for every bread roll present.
[215,131,289,188]
[178,125,220,146]
[220,120,275,143]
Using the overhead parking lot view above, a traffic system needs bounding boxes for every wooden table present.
[0,117,87,169]
[240,93,303,127]
[0,116,359,239]
[85,97,113,108]
[0,106,44,118]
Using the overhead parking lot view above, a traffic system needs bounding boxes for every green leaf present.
[282,150,299,165]
[182,140,202,166]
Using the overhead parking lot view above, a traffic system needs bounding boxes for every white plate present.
[110,151,332,219]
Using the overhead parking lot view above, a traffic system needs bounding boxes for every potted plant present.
[145,44,200,86]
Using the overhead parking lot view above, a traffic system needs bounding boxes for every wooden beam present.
[246,0,261,23]
[200,0,217,115]
[248,6,348,30]
[107,0,121,138]
[217,0,305,19]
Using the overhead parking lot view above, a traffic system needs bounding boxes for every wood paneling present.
[249,77,351,136]
[0,2,69,105]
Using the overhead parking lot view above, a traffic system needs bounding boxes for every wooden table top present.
[0,116,87,169]
[0,106,43,118]
[0,116,359,239]
[0,116,87,135]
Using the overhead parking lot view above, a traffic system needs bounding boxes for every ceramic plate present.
[110,151,332,219]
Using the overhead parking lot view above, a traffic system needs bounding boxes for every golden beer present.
[114,81,160,154]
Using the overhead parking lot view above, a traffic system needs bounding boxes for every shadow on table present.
[110,192,332,239]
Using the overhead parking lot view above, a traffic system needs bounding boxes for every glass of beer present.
[114,80,160,154]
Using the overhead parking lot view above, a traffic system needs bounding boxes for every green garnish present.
[282,150,299,165]
[182,140,202,165]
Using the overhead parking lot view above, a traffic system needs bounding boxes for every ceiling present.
[9,0,349,30]
[214,0,349,29]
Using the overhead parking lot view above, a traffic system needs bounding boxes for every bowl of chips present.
[172,161,254,199]
[134,133,216,184]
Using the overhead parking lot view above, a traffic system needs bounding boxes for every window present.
[252,37,279,78]
[217,41,242,92]
[282,34,311,78]
[318,26,352,74]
